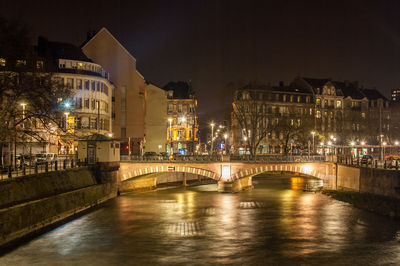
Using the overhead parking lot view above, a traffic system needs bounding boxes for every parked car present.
[143,152,158,160]
[16,155,34,168]
[361,155,373,165]
[35,153,58,165]
[159,152,168,160]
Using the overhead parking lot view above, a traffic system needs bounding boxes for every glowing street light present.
[350,141,355,146]
[395,140,400,146]
[361,141,366,145]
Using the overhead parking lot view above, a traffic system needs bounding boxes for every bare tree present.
[273,115,314,155]
[0,17,73,167]
[232,82,272,158]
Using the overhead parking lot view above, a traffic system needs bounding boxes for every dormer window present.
[36,60,44,69]
[0,58,5,67]
[168,90,173,98]
[16,59,26,66]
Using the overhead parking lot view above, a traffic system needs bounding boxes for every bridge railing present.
[337,155,400,170]
[120,154,326,163]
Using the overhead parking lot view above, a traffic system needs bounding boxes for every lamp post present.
[168,118,173,155]
[181,116,187,154]
[64,112,69,130]
[311,131,315,153]
[224,133,228,154]
[383,142,387,161]
[210,122,215,155]
[20,103,26,129]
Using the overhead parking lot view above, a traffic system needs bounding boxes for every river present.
[1,177,400,265]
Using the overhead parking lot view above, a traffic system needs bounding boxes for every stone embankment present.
[325,164,400,218]
[0,165,118,248]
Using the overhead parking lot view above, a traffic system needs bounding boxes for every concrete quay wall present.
[337,164,400,199]
[0,166,118,248]
[0,168,97,209]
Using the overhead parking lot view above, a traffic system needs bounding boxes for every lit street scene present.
[1,0,400,265]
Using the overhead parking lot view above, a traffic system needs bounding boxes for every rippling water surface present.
[1,177,400,265]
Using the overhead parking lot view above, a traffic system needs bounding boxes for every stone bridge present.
[118,161,337,192]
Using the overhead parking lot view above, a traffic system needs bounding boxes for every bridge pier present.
[218,176,253,193]
[183,173,187,187]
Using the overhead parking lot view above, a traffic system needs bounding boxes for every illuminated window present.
[36,60,43,69]
[336,100,342,108]
[0,58,5,66]
[66,78,74,89]
[77,79,82,90]
[16,59,26,66]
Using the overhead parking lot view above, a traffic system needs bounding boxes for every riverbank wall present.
[336,164,400,199]
[0,164,119,248]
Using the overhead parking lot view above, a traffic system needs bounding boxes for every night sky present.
[2,0,400,126]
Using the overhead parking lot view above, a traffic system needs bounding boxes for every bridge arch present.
[118,163,221,182]
[230,163,329,181]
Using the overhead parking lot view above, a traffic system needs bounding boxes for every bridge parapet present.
[118,161,336,188]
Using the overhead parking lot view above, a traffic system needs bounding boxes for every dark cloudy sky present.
[2,0,400,125]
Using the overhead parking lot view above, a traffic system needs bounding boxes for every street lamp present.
[210,122,215,154]
[168,118,173,154]
[383,141,387,160]
[64,112,69,130]
[20,103,26,129]
[311,131,315,153]
[224,133,228,154]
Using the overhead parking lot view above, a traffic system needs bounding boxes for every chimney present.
[353,80,359,88]
[344,80,348,86]
[279,81,284,87]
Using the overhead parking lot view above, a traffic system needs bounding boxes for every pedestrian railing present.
[337,155,400,170]
[121,154,326,163]
[0,158,86,181]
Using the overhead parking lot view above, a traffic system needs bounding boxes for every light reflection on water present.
[1,177,400,265]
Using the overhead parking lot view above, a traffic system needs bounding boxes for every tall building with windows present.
[232,77,391,155]
[163,81,199,155]
[81,28,147,155]
[37,37,114,154]
[391,89,400,102]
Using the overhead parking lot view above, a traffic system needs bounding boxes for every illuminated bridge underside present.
[118,162,336,188]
